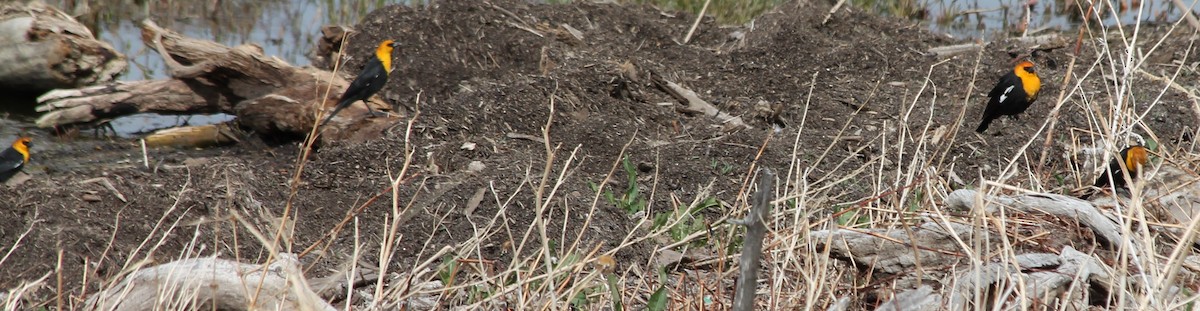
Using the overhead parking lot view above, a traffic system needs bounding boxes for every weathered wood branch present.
[861,246,1115,311]
[36,80,221,126]
[945,189,1124,246]
[925,34,1064,57]
[817,219,1118,310]
[0,2,125,91]
[649,71,752,130]
[309,25,354,70]
[873,286,937,311]
[943,246,1114,310]
[35,20,397,142]
[810,221,983,275]
[816,188,1134,310]
[85,254,336,311]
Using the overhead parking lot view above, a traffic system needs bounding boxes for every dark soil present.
[2,0,1196,307]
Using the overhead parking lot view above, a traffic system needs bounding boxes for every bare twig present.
[822,0,848,25]
[486,1,544,37]
[683,0,711,44]
[506,132,546,143]
[650,71,752,129]
[506,21,545,38]
[140,139,148,169]
[1168,0,1200,32]
[80,177,128,203]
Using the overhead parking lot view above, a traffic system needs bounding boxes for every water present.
[0,0,1195,137]
[923,0,1196,39]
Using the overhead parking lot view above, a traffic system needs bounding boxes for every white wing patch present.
[999,85,1015,103]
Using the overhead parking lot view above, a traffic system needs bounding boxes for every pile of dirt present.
[2,0,1196,307]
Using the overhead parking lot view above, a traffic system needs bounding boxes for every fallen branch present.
[36,20,399,143]
[0,2,125,91]
[36,80,219,127]
[944,246,1113,309]
[85,254,336,311]
[874,286,937,311]
[821,0,849,25]
[649,71,752,130]
[944,189,1123,247]
[865,246,1114,310]
[79,177,126,202]
[1169,0,1200,32]
[926,34,1063,57]
[810,221,977,274]
[818,219,1117,310]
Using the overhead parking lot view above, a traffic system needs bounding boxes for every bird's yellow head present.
[375,40,396,72]
[11,137,31,163]
[1013,60,1041,100]
[1123,145,1150,175]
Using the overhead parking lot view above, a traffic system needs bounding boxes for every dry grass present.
[3,0,1200,309]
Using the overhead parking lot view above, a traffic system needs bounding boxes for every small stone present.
[466,161,486,173]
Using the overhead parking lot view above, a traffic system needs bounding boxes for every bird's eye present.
[1025,67,1035,74]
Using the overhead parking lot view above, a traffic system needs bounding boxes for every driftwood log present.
[946,189,1124,246]
[35,20,397,142]
[309,25,354,70]
[815,222,1117,310]
[816,181,1200,310]
[85,254,336,311]
[830,246,1113,311]
[0,2,125,92]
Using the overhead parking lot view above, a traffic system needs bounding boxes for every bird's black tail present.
[1093,174,1110,189]
[975,119,991,133]
[318,103,350,128]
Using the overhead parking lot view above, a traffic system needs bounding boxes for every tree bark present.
[0,2,125,92]
[35,20,396,142]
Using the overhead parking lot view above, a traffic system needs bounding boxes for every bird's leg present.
[363,103,389,117]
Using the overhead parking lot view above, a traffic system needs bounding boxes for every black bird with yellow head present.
[0,137,31,182]
[319,39,397,127]
[1093,145,1151,190]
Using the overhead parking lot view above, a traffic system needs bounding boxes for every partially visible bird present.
[1093,145,1151,189]
[319,39,396,127]
[0,137,32,183]
[976,59,1042,133]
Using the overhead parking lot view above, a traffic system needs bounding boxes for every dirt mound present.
[2,0,1196,308]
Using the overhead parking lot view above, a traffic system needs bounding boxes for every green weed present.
[591,156,648,214]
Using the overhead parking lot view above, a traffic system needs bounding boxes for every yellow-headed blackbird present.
[319,39,396,127]
[976,60,1042,133]
[1093,145,1150,189]
[0,137,31,182]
